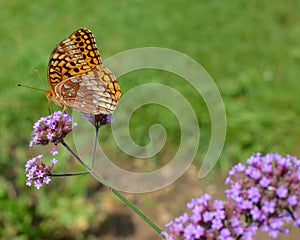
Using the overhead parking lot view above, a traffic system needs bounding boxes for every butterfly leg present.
[61,105,67,113]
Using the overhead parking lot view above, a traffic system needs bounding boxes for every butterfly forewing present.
[46,28,121,114]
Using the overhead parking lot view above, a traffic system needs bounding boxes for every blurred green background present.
[1,1,300,239]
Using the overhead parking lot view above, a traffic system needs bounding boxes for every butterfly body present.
[46,28,121,114]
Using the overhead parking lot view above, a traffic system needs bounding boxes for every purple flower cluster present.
[26,111,114,189]
[163,194,237,239]
[29,111,77,150]
[26,111,77,189]
[82,113,113,128]
[162,153,300,239]
[25,155,57,189]
[226,153,300,238]
[162,195,256,239]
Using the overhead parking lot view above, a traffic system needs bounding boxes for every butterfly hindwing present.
[53,66,119,114]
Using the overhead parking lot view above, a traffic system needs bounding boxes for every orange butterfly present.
[45,28,121,114]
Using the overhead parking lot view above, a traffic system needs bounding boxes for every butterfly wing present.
[48,28,101,90]
[46,28,121,114]
[53,66,121,114]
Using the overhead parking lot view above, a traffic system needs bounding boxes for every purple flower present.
[50,145,58,156]
[276,186,288,198]
[248,187,261,203]
[250,207,263,221]
[183,223,204,239]
[262,200,275,214]
[287,195,297,206]
[226,153,300,238]
[219,228,231,239]
[212,219,223,230]
[82,113,113,127]
[269,218,283,229]
[25,155,57,189]
[162,194,246,239]
[246,167,261,179]
[259,176,271,188]
[203,211,213,222]
[230,217,240,227]
[296,168,300,180]
[163,153,300,239]
[29,111,76,149]
[294,217,300,226]
[213,199,224,209]
[268,229,279,238]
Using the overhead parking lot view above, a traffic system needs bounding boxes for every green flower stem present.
[50,172,89,177]
[60,139,162,235]
[91,124,99,169]
[60,140,90,170]
[109,187,162,234]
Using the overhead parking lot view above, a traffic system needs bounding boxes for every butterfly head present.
[45,90,64,108]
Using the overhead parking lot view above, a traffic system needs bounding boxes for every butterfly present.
[45,28,121,115]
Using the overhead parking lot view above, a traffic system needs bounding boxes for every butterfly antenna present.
[34,67,46,83]
[17,83,46,92]
[17,67,47,91]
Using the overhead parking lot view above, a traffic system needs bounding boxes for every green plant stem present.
[60,140,91,170]
[50,172,89,177]
[109,186,163,235]
[91,124,99,169]
[60,139,162,235]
